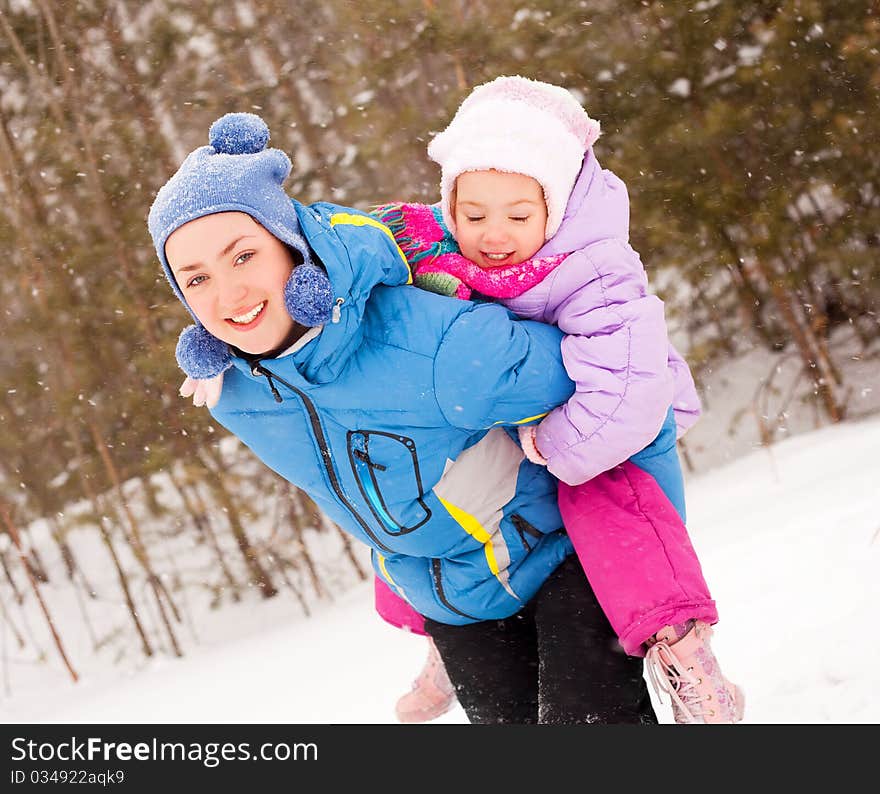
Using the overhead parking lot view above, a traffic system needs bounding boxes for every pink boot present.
[394,639,457,724]
[645,621,745,724]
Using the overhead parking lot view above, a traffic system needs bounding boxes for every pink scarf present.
[371,202,568,300]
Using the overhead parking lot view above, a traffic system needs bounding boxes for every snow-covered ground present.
[3,411,878,724]
[674,328,880,473]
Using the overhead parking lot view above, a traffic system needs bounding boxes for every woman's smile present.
[226,300,267,328]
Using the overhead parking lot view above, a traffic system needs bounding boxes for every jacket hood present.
[536,150,631,256]
[285,202,412,383]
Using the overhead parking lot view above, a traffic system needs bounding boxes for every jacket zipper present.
[431,559,477,620]
[347,431,431,536]
[250,362,394,553]
[510,514,543,551]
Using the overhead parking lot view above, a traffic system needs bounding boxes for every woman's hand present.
[179,373,225,408]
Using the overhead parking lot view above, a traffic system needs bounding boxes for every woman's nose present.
[219,276,248,308]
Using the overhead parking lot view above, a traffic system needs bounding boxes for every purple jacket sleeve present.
[529,240,674,486]
[668,342,702,438]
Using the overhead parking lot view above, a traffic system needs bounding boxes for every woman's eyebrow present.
[175,235,256,273]
[219,235,254,257]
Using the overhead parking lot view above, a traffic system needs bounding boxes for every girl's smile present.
[452,170,548,269]
[481,251,515,265]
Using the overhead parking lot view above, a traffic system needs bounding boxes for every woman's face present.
[452,170,548,269]
[166,212,298,355]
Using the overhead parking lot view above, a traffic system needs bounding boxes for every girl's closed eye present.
[465,215,485,223]
[510,216,530,223]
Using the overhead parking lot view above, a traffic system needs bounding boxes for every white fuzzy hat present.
[428,75,601,239]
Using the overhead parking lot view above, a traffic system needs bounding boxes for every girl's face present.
[452,170,548,269]
[166,212,299,355]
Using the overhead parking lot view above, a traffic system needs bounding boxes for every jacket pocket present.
[509,514,544,551]
[431,559,479,621]
[347,430,432,536]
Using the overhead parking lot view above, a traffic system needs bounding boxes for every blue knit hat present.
[147,112,333,378]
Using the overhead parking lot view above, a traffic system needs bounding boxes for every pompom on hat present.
[147,112,333,378]
[427,75,601,239]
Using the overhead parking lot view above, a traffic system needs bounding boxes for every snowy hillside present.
[2,412,878,724]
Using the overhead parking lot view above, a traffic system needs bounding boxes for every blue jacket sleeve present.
[433,301,575,430]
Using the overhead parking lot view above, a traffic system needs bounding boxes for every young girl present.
[372,75,744,725]
[150,111,659,724]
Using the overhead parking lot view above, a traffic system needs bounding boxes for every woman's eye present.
[186,274,207,288]
[234,251,254,266]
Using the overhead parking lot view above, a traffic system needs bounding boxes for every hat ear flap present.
[176,324,232,379]
[284,263,334,327]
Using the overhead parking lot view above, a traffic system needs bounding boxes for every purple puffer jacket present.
[503,151,700,485]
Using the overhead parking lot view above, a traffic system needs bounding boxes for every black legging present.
[425,554,657,724]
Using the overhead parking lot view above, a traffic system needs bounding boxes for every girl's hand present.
[518,425,548,466]
[179,373,225,408]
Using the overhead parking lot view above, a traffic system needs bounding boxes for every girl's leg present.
[375,578,458,723]
[645,621,745,724]
[425,612,539,724]
[558,409,717,656]
[394,637,457,724]
[374,576,427,634]
[533,555,658,724]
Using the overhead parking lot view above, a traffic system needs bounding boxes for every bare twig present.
[0,501,79,683]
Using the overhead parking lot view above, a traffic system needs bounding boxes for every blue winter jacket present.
[209,201,576,624]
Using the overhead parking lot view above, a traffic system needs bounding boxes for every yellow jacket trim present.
[438,496,516,599]
[377,554,398,589]
[492,411,549,427]
[330,212,413,284]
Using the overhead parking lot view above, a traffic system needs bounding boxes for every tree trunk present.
[0,591,26,650]
[49,514,96,594]
[0,501,79,683]
[88,420,184,659]
[168,468,242,602]
[65,428,154,659]
[0,94,154,658]
[35,0,160,346]
[101,4,180,176]
[751,252,845,422]
[0,550,24,605]
[197,450,279,599]
[287,486,327,601]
